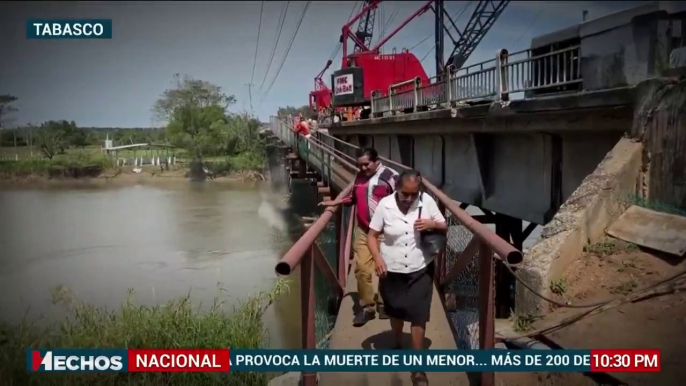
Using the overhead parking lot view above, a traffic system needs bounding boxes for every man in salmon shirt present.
[293,115,311,150]
[320,147,399,326]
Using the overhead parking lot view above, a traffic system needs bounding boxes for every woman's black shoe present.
[377,305,389,319]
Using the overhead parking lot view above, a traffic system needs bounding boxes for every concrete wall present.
[442,134,483,206]
[414,135,444,187]
[560,131,625,201]
[516,138,643,315]
[573,2,686,91]
[580,12,664,91]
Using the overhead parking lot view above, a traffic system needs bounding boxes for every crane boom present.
[354,0,377,53]
[445,0,510,69]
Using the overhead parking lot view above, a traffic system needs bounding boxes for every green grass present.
[0,281,289,386]
[583,239,639,255]
[509,309,539,333]
[1,147,264,178]
[550,278,567,296]
[206,153,265,176]
[0,152,116,178]
[609,278,638,295]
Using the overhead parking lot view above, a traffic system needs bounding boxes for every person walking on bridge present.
[367,170,446,386]
[319,148,399,326]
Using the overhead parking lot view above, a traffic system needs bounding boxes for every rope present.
[503,273,686,341]
[501,259,686,309]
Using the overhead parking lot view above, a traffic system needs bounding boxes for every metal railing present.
[370,45,582,117]
[503,46,582,94]
[269,116,523,386]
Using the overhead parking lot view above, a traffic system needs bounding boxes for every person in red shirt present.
[295,120,311,138]
[292,116,311,150]
[320,148,399,326]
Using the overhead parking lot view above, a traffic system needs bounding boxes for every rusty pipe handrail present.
[275,183,354,276]
[422,180,523,265]
[313,130,523,265]
[274,119,522,266]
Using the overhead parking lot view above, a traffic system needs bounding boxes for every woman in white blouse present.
[367,170,447,386]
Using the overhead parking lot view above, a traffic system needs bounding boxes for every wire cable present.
[420,1,473,63]
[249,1,265,110]
[327,1,360,63]
[250,1,265,86]
[510,8,543,49]
[259,2,290,92]
[262,1,311,99]
[379,5,399,43]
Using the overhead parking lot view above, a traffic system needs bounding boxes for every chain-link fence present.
[443,211,482,350]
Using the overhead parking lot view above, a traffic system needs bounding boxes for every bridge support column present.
[298,159,307,179]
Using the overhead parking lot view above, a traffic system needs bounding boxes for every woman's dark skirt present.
[379,263,434,324]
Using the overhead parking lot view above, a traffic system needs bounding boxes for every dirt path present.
[499,238,686,385]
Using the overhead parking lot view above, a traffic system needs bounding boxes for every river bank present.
[0,281,287,385]
[0,165,268,188]
[0,179,299,385]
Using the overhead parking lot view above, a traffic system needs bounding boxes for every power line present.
[249,1,265,110]
[250,1,265,85]
[510,8,543,49]
[262,1,311,99]
[379,5,399,42]
[259,2,290,92]
[328,1,360,63]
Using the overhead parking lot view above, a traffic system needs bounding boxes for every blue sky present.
[0,1,648,127]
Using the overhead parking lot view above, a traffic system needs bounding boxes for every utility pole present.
[28,123,33,158]
[434,0,445,79]
[245,83,254,112]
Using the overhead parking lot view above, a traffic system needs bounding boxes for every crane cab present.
[331,51,429,108]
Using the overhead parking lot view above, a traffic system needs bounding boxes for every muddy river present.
[0,181,300,349]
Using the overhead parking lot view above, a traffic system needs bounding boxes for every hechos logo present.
[30,350,124,371]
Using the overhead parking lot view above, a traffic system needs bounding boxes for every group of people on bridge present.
[320,147,447,386]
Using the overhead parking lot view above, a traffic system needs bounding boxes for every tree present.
[155,75,239,160]
[153,74,236,122]
[0,94,18,129]
[35,122,66,159]
[277,105,312,119]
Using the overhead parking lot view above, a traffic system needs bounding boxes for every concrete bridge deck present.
[323,86,635,135]
[320,261,468,386]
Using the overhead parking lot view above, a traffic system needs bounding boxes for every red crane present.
[331,0,434,119]
[317,0,510,122]
[308,1,380,123]
[308,59,333,119]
